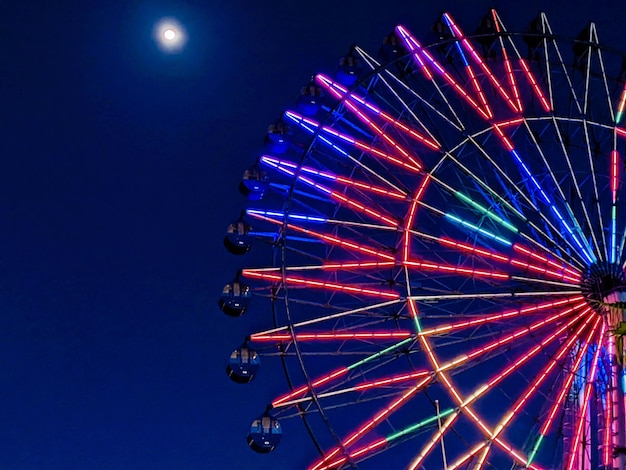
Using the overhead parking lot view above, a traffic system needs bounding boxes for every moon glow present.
[154,19,186,52]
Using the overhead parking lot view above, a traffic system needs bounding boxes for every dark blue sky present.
[1,1,622,469]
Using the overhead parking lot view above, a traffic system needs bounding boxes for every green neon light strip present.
[386,408,455,442]
[445,213,512,246]
[455,191,519,233]
[526,434,544,466]
[347,337,414,371]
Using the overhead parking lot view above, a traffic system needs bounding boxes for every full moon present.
[154,18,186,52]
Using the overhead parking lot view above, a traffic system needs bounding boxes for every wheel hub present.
[581,262,626,328]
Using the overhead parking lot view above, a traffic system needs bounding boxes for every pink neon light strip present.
[242,270,400,299]
[394,25,433,79]
[247,211,395,260]
[519,58,551,112]
[566,320,606,470]
[315,75,423,169]
[273,367,348,406]
[612,150,619,202]
[316,74,440,150]
[444,12,519,113]
[309,376,432,470]
[404,259,509,279]
[419,296,584,336]
[603,334,615,466]
[538,316,603,437]
[492,9,523,112]
[284,110,422,172]
[250,331,412,342]
[394,25,491,120]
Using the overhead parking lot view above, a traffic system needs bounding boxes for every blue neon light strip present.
[442,14,469,67]
[247,209,327,223]
[509,148,596,264]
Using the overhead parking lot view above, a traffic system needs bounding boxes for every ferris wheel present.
[220,9,626,469]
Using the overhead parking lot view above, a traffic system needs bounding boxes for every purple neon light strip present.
[316,73,440,150]
[283,110,421,172]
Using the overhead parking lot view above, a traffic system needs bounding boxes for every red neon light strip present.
[461,302,587,364]
[439,237,580,283]
[310,376,432,470]
[394,25,491,120]
[325,185,399,227]
[467,62,494,119]
[273,367,348,406]
[276,370,431,409]
[250,331,412,342]
[439,236,509,262]
[419,296,584,336]
[316,74,440,150]
[445,12,520,113]
[335,176,406,200]
[242,270,400,299]
[408,299,545,470]
[509,259,581,283]
[513,244,581,279]
[506,310,594,414]
[403,176,430,261]
[566,321,605,470]
[491,9,523,112]
[450,310,593,467]
[538,316,603,436]
[404,259,509,279]
[492,123,515,151]
[247,211,395,260]
[519,59,551,112]
[322,261,396,270]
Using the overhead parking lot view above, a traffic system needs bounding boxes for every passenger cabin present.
[297,81,324,116]
[226,346,260,383]
[247,414,282,453]
[379,31,407,64]
[239,165,269,201]
[219,280,251,317]
[336,50,361,87]
[224,219,253,255]
[264,120,290,154]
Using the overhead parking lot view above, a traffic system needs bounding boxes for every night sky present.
[1,1,623,469]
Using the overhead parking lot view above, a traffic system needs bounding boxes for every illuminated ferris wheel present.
[220,9,626,469]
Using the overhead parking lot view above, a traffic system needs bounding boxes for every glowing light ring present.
[223,10,625,469]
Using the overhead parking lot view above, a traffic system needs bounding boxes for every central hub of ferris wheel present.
[581,262,626,331]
